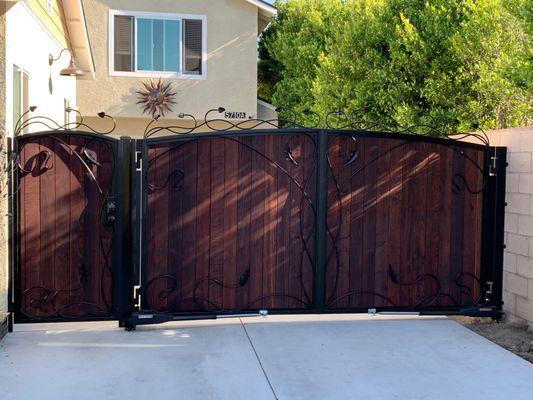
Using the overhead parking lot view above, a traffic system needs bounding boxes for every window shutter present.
[114,16,133,71]
[183,19,203,74]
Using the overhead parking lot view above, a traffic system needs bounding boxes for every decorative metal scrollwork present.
[13,106,117,136]
[17,136,115,320]
[144,134,318,313]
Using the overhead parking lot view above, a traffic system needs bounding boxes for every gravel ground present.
[452,317,533,363]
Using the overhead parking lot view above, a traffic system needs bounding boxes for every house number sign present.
[224,111,247,119]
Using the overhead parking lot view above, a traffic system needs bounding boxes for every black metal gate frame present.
[123,128,506,330]
[7,127,507,331]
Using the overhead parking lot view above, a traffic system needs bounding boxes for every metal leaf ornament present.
[136,79,177,117]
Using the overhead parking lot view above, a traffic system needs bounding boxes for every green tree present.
[258,19,283,103]
[261,0,531,132]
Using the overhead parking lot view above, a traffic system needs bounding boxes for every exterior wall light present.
[49,48,84,77]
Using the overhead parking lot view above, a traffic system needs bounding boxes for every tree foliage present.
[260,0,531,131]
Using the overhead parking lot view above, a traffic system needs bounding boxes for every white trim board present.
[245,0,277,16]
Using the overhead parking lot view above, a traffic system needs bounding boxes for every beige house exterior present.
[77,0,277,136]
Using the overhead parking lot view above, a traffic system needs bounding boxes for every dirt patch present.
[451,317,533,363]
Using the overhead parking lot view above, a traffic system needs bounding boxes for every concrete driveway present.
[1,315,532,400]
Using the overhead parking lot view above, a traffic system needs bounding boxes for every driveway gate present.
[8,123,506,330]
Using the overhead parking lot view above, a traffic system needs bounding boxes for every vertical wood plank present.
[362,138,378,306]
[180,141,196,311]
[21,141,42,317]
[209,137,225,310]
[69,137,85,316]
[301,133,315,308]
[336,135,353,308]
[374,138,391,307]
[450,149,466,305]
[249,135,265,309]
[195,138,212,311]
[438,145,454,306]
[412,141,428,306]
[54,137,71,316]
[223,138,239,310]
[236,136,252,310]
[263,135,276,308]
[289,135,307,308]
[348,137,366,307]
[387,140,405,306]
[39,138,55,317]
[424,144,442,307]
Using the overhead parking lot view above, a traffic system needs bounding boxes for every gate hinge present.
[489,156,497,177]
[135,151,143,172]
[485,281,494,302]
[133,285,142,310]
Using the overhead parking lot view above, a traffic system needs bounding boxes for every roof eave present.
[246,0,277,17]
[60,0,95,80]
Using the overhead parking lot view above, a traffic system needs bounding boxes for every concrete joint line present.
[239,318,279,400]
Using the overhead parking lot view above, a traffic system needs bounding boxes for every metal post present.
[314,130,329,311]
[491,147,507,312]
[113,137,133,322]
[132,139,147,311]
[7,136,16,331]
[480,146,506,315]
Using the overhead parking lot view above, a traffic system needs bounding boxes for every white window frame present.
[12,65,30,135]
[108,9,207,80]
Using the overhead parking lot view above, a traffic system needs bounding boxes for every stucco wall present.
[77,0,259,131]
[0,9,8,339]
[5,2,77,135]
[485,127,533,327]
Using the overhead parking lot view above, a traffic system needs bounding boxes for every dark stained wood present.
[17,135,115,320]
[21,141,41,318]
[326,135,486,310]
[145,134,315,313]
[362,138,378,306]
[54,138,71,316]
[249,135,266,309]
[386,139,405,306]
[374,137,391,307]
[236,136,252,310]
[301,134,315,307]
[348,135,366,307]
[194,139,212,310]
[223,138,238,310]
[69,136,85,316]
[209,138,225,310]
[18,131,488,319]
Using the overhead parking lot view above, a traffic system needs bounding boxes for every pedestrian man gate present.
[8,127,506,330]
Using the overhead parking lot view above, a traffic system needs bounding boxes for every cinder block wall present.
[486,127,533,326]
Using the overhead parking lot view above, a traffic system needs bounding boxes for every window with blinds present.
[111,12,205,77]
[114,16,133,71]
[183,19,203,75]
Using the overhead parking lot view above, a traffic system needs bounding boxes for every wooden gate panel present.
[326,135,485,310]
[145,134,316,313]
[16,135,115,321]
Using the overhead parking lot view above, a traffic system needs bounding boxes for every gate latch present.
[104,197,117,226]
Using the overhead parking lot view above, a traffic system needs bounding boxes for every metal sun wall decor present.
[136,78,177,118]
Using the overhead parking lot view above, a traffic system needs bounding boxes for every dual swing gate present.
[8,128,506,330]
